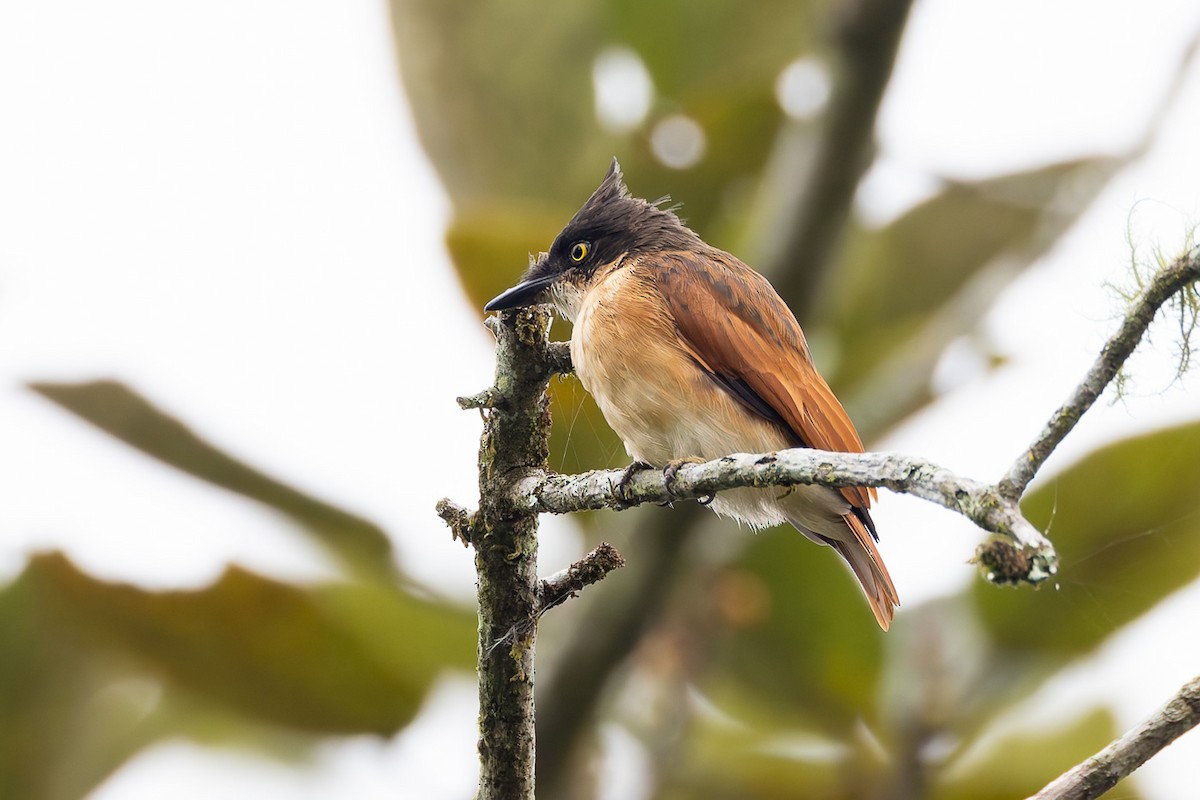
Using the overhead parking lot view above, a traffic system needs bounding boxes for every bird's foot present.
[662,457,708,506]
[615,461,653,508]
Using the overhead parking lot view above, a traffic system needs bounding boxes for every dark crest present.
[547,159,698,268]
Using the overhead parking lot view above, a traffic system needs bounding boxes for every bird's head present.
[484,158,697,318]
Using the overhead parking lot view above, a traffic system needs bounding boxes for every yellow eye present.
[570,241,590,262]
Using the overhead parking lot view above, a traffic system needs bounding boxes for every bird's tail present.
[835,513,898,630]
[788,509,899,631]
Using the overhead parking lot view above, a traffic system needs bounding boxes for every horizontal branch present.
[1000,243,1200,498]
[1029,672,1200,800]
[508,447,1058,586]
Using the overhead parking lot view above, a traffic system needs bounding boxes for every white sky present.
[1,0,1199,798]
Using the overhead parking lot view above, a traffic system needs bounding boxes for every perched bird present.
[485,159,898,630]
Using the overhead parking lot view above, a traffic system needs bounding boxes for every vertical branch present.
[474,308,554,800]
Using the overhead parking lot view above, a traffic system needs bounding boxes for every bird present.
[484,159,898,630]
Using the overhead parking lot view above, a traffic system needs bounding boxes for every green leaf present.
[827,157,1126,430]
[390,0,826,211]
[662,719,847,800]
[0,554,474,799]
[931,706,1140,800]
[391,0,836,334]
[26,552,470,734]
[0,565,103,800]
[30,380,397,583]
[976,419,1200,657]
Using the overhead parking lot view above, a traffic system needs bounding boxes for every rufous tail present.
[829,514,899,631]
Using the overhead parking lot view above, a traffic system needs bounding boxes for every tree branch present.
[999,243,1200,499]
[536,541,626,615]
[506,448,1056,585]
[1028,673,1200,800]
[470,306,556,800]
[434,497,474,547]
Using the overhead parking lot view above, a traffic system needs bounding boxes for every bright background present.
[2,1,1199,797]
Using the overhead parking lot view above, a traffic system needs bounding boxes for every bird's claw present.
[662,457,708,506]
[615,461,652,508]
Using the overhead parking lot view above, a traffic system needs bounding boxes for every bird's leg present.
[614,460,653,508]
[663,457,712,506]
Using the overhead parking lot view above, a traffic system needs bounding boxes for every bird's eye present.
[570,241,590,262]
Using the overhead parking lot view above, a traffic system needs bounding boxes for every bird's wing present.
[653,248,876,513]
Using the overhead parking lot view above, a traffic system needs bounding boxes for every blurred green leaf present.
[700,530,885,733]
[24,552,470,734]
[662,719,847,800]
[0,565,102,800]
[827,157,1125,430]
[312,579,476,687]
[976,419,1200,656]
[1,553,473,799]
[932,706,1139,800]
[391,0,827,211]
[447,206,565,312]
[391,0,837,351]
[30,380,397,583]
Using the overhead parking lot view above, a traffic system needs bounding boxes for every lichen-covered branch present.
[469,307,556,800]
[507,448,1057,586]
[536,542,626,615]
[438,309,616,799]
[999,244,1200,499]
[1028,673,1200,800]
[434,497,473,547]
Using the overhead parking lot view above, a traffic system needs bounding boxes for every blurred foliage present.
[30,382,399,584]
[4,0,1197,798]
[980,421,1200,657]
[829,158,1125,432]
[4,384,473,800]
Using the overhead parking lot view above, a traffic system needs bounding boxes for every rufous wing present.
[653,247,898,628]
[652,248,876,513]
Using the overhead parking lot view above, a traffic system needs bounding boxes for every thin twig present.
[999,244,1200,499]
[536,541,626,615]
[1028,673,1200,800]
[456,389,493,410]
[546,340,573,376]
[434,497,474,547]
